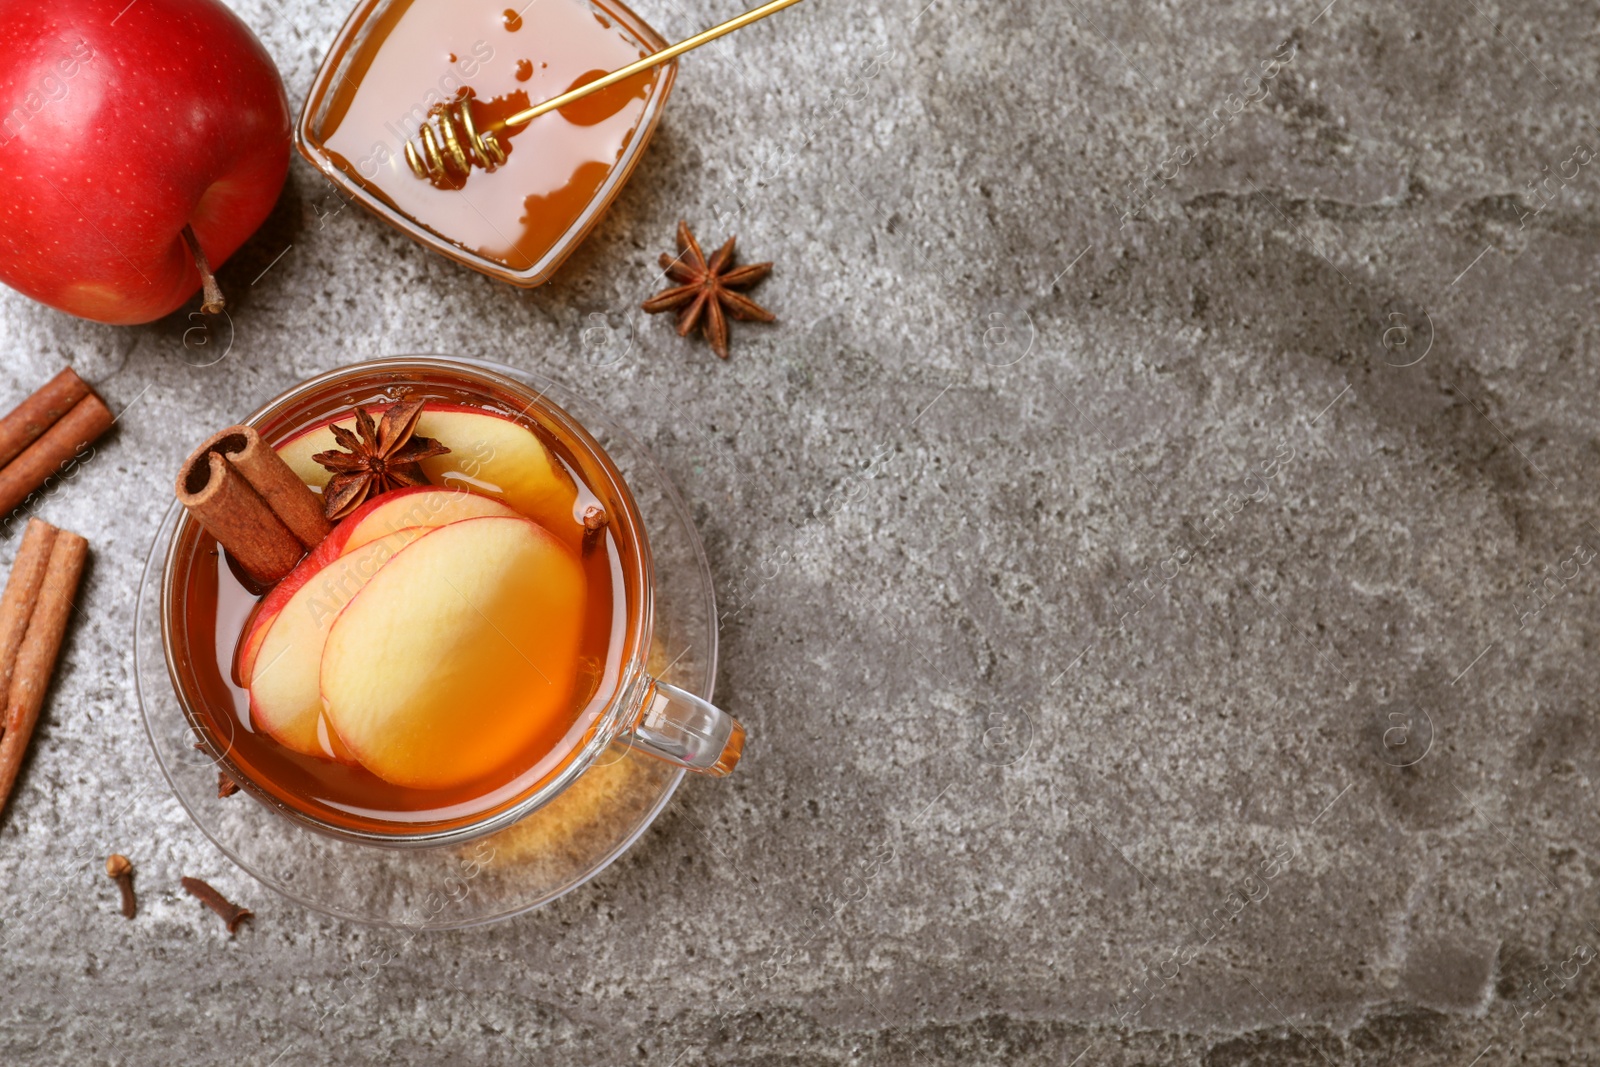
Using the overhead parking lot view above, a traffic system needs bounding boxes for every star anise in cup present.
[642,221,774,360]
[311,399,450,520]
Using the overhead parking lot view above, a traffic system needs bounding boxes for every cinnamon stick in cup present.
[210,428,331,550]
[0,519,88,819]
[177,426,331,586]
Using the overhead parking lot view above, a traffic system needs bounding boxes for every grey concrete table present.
[3,0,1599,1062]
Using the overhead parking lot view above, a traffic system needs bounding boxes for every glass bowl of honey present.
[295,0,676,285]
[135,357,731,925]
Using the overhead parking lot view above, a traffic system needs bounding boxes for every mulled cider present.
[302,0,672,283]
[166,366,644,837]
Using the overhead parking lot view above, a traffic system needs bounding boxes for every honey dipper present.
[405,0,805,183]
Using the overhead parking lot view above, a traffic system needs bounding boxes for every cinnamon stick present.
[177,450,302,586]
[0,392,114,517]
[0,523,87,818]
[0,368,92,469]
[211,427,331,550]
[0,520,57,702]
[176,426,330,585]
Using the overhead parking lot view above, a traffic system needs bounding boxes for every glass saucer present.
[133,357,714,928]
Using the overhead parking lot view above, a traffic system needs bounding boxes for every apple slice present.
[247,531,425,758]
[321,515,586,790]
[235,528,350,684]
[410,407,579,544]
[275,420,341,486]
[233,488,519,684]
[235,603,274,689]
[338,486,520,555]
[274,404,582,547]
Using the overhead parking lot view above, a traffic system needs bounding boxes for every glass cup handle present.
[620,677,745,776]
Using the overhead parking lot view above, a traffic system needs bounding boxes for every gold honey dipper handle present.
[406,0,806,182]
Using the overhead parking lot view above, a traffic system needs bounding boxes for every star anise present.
[641,221,774,360]
[311,399,450,520]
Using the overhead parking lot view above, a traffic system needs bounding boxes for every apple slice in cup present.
[275,404,582,549]
[234,524,350,686]
[246,530,423,759]
[320,515,586,790]
[334,484,520,554]
[234,488,518,684]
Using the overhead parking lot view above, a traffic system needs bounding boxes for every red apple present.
[0,0,290,323]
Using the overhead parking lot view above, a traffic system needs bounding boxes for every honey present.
[311,0,663,277]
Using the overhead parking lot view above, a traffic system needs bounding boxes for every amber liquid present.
[318,0,658,271]
[174,380,635,835]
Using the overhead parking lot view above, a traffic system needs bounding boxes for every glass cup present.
[159,356,743,849]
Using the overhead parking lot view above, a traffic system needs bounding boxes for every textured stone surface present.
[3,0,1600,1062]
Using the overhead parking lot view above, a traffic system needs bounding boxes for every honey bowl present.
[295,0,676,285]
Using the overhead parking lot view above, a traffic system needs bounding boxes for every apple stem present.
[180,225,225,315]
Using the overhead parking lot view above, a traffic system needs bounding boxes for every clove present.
[105,854,137,919]
[196,740,241,797]
[581,505,608,556]
[181,876,252,934]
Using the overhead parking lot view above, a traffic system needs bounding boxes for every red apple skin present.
[0,0,290,324]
